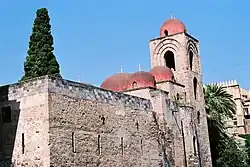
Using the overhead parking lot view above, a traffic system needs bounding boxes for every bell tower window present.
[189,50,194,71]
[164,51,175,71]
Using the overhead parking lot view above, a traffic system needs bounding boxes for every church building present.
[0,16,212,167]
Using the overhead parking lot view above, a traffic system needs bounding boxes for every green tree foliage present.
[204,84,247,167]
[216,137,247,167]
[21,8,60,81]
[239,134,250,166]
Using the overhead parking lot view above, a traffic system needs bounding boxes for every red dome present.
[150,66,174,82]
[160,18,186,37]
[101,73,131,92]
[127,71,156,90]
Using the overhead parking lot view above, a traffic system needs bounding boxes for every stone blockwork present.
[149,31,212,167]
[0,75,207,166]
[47,76,152,111]
[0,77,50,167]
[48,93,160,166]
[46,76,192,166]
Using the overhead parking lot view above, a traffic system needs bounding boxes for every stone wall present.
[45,76,164,166]
[48,93,161,166]
[156,81,185,102]
[0,77,50,167]
[47,76,152,111]
[0,75,211,166]
[124,87,159,100]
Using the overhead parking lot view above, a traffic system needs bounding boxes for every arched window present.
[164,51,176,71]
[132,81,138,89]
[193,77,198,100]
[164,30,168,36]
[189,50,194,71]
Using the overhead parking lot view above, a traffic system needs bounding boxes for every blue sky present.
[0,0,249,89]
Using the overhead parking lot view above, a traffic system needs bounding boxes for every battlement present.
[208,80,238,87]
[0,75,152,111]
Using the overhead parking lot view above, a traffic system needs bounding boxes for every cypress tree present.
[21,8,60,81]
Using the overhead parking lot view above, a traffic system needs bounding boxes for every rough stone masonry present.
[0,75,211,166]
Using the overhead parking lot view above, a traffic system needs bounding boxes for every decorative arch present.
[186,40,198,55]
[187,40,199,73]
[153,39,182,68]
[153,38,181,56]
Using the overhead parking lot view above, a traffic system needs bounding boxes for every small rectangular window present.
[1,106,11,123]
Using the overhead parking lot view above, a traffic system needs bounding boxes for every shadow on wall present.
[152,111,174,167]
[0,85,21,166]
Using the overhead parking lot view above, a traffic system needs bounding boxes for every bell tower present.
[149,16,212,166]
[149,17,203,104]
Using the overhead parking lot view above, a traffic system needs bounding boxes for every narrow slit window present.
[101,116,105,125]
[193,136,197,156]
[22,133,24,154]
[98,135,101,155]
[176,93,180,100]
[72,132,76,153]
[121,137,124,155]
[141,139,143,155]
[181,121,188,166]
[193,77,198,100]
[197,111,200,124]
[136,121,139,131]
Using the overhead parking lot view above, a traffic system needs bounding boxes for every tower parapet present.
[209,80,238,87]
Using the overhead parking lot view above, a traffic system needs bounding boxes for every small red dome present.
[101,73,131,92]
[150,66,174,82]
[127,71,156,90]
[160,18,186,37]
